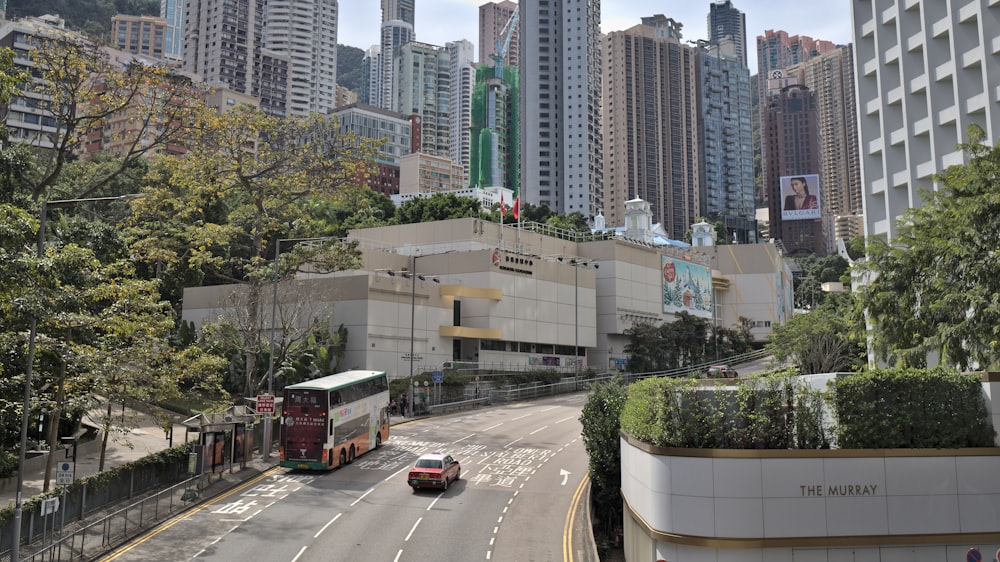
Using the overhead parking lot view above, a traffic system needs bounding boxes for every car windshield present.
[415,459,443,469]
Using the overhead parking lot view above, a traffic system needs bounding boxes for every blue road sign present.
[967,548,981,562]
[432,370,443,383]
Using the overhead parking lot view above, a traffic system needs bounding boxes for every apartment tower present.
[111,15,168,59]
[699,38,756,242]
[764,83,825,256]
[790,45,861,247]
[603,16,700,240]
[395,42,452,159]
[448,39,476,181]
[263,0,338,117]
[520,0,603,217]
[183,0,289,117]
[756,30,836,201]
[851,0,1000,242]
[160,0,184,62]
[708,0,747,66]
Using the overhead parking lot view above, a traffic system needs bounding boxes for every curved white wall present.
[621,435,1000,560]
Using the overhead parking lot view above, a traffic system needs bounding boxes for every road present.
[105,393,591,562]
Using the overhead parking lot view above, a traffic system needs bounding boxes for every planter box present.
[621,432,1000,561]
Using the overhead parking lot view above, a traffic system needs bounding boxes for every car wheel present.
[442,476,449,491]
[348,445,355,463]
[375,432,382,448]
[455,468,461,481]
[339,449,347,467]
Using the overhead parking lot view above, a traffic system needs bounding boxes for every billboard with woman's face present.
[780,174,821,221]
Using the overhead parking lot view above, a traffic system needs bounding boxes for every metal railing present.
[4,476,200,562]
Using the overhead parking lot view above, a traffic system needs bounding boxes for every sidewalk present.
[2,409,416,508]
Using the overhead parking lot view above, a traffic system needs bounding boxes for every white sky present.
[337,0,855,73]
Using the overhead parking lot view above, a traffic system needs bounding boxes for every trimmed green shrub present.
[830,367,995,448]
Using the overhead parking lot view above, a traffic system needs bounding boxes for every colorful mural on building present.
[662,256,713,319]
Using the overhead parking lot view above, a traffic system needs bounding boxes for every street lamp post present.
[564,258,598,377]
[408,254,416,416]
[12,194,143,562]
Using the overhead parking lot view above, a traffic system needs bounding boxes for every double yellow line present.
[562,472,591,562]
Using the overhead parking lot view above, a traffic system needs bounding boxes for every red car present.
[408,452,461,491]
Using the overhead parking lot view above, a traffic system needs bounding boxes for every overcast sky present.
[337,0,855,73]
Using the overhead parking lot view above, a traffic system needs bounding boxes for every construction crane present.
[491,5,519,80]
[482,5,518,187]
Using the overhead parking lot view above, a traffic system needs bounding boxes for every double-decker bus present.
[280,370,390,470]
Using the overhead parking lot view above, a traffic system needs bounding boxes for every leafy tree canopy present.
[856,125,1000,370]
[393,193,483,224]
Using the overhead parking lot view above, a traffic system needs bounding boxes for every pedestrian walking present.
[400,393,409,417]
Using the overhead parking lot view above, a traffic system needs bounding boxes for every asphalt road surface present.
[105,393,591,562]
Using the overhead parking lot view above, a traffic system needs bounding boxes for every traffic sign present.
[56,461,74,486]
[41,497,59,515]
[432,371,443,383]
[257,394,275,414]
[967,548,982,562]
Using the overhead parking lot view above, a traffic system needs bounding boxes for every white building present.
[852,0,1000,242]
[264,0,338,117]
[181,210,792,383]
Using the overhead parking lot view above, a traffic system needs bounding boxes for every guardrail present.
[4,476,201,562]
[423,350,774,414]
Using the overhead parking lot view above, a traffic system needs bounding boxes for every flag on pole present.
[500,192,507,216]
[512,196,519,220]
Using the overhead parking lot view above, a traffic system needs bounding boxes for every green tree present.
[766,301,865,374]
[128,106,376,397]
[545,211,590,233]
[857,125,1000,369]
[393,193,483,224]
[579,377,628,555]
[23,38,204,202]
[792,254,849,310]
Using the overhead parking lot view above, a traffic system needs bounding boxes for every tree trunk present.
[99,399,113,472]
[42,357,68,492]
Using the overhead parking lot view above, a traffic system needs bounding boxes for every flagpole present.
[499,190,504,248]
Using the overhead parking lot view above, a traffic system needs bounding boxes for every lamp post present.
[564,258,598,377]
[12,194,143,562]
[402,253,446,417]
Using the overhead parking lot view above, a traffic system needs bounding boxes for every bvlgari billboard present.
[780,174,821,221]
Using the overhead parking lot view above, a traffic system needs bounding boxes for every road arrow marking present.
[560,469,570,486]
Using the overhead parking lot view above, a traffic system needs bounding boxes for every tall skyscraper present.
[756,29,836,200]
[377,19,414,110]
[520,0,603,217]
[707,0,746,67]
[699,38,755,242]
[603,16,700,239]
[852,0,1000,242]
[264,0,338,117]
[764,83,825,256]
[447,39,476,180]
[395,41,452,159]
[183,0,288,117]
[361,45,381,106]
[160,0,184,62]
[479,1,519,70]
[790,45,861,247]
[382,0,415,26]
